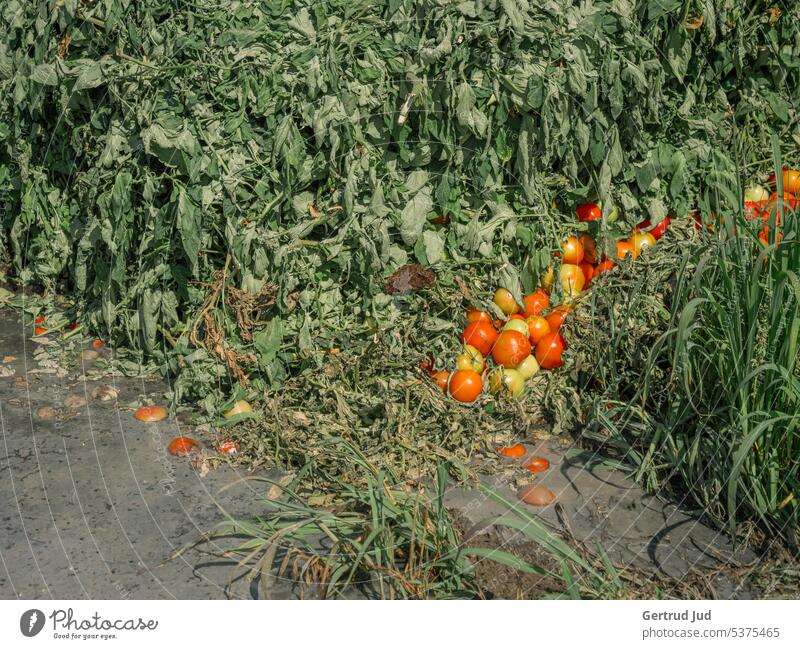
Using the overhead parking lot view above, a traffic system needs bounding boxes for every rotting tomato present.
[522,289,550,317]
[223,400,253,418]
[217,440,241,455]
[545,305,572,332]
[523,457,550,473]
[168,436,200,457]
[561,236,584,265]
[432,370,451,391]
[493,288,520,316]
[491,330,531,368]
[559,263,585,296]
[496,444,526,458]
[579,234,597,263]
[576,202,601,222]
[134,405,168,422]
[535,332,566,370]
[526,315,551,344]
[462,320,498,357]
[456,345,485,373]
[449,369,483,403]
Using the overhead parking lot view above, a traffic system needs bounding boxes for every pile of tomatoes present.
[425,202,672,403]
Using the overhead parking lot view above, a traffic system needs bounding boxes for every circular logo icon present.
[20,609,45,637]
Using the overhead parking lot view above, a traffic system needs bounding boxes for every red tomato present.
[578,261,595,287]
[579,234,597,263]
[449,370,483,403]
[92,340,105,349]
[34,326,47,336]
[491,330,531,368]
[535,333,566,370]
[462,321,498,357]
[634,218,651,232]
[67,322,79,331]
[35,315,46,325]
[545,305,572,332]
[576,202,601,222]
[648,215,671,240]
[595,259,616,275]
[522,289,550,317]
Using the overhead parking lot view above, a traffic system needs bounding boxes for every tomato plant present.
[648,216,670,240]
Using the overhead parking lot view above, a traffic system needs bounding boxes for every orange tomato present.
[92,340,105,349]
[616,240,633,259]
[526,315,551,344]
[167,436,199,457]
[595,259,616,275]
[545,305,572,331]
[432,370,450,391]
[34,326,47,336]
[535,332,566,370]
[497,444,526,458]
[467,309,492,323]
[522,289,550,317]
[523,457,550,473]
[449,370,483,403]
[491,330,531,368]
[578,261,595,286]
[782,168,800,195]
[561,236,584,265]
[493,288,520,315]
[462,321,498,357]
[759,225,782,247]
[579,234,597,262]
[762,192,798,220]
[630,232,656,258]
[559,263,585,296]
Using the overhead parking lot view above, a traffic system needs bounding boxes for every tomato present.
[492,318,505,329]
[523,457,550,473]
[535,332,566,370]
[634,218,651,232]
[517,484,556,505]
[432,370,451,391]
[578,261,595,287]
[759,225,782,247]
[576,202,601,222]
[217,440,241,455]
[92,340,105,349]
[223,400,253,418]
[545,305,572,331]
[522,289,550,317]
[595,259,616,275]
[67,322,79,331]
[744,185,770,203]
[168,436,199,457]
[744,201,762,221]
[496,444,526,458]
[493,288,520,316]
[456,345,485,373]
[630,232,656,258]
[540,266,554,291]
[502,318,530,338]
[418,356,434,374]
[34,326,47,336]
[782,168,800,195]
[467,309,492,324]
[492,330,531,368]
[616,239,633,259]
[579,234,597,263]
[134,405,168,422]
[449,369,483,403]
[648,216,671,240]
[508,313,525,320]
[561,236,584,265]
[462,321,498,357]
[35,315,45,325]
[526,315,551,344]
[559,263,585,296]
[515,354,540,380]
[488,367,525,398]
[762,192,798,220]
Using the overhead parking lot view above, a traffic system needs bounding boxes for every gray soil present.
[0,308,766,599]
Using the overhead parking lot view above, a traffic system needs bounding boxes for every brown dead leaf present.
[383,264,435,295]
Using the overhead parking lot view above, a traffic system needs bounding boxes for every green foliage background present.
[1,0,798,409]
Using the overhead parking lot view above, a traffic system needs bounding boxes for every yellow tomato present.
[502,318,530,339]
[456,345,485,373]
[515,354,540,380]
[493,288,520,316]
[488,368,525,399]
[559,263,585,297]
[630,232,656,258]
